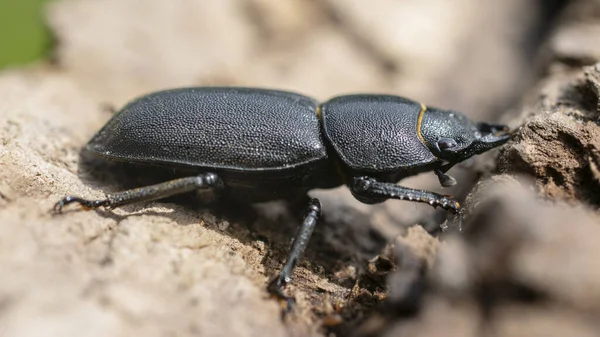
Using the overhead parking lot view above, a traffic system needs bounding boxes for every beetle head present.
[419,107,510,163]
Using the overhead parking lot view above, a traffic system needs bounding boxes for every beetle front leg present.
[267,198,322,308]
[351,176,462,230]
[434,169,457,187]
[53,173,222,213]
[434,161,459,187]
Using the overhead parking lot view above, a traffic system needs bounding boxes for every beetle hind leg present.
[53,172,222,213]
[267,198,322,308]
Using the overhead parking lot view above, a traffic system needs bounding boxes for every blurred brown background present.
[4,1,600,337]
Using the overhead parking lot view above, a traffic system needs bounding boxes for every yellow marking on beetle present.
[416,103,427,145]
[316,105,323,121]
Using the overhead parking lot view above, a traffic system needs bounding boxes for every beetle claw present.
[434,169,457,187]
[267,275,296,312]
[440,209,463,232]
[455,210,463,232]
[440,174,457,187]
[53,196,109,213]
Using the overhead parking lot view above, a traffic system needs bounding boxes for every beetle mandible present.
[54,87,510,303]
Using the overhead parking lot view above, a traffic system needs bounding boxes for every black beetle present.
[54,87,509,303]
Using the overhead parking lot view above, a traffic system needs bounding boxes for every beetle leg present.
[53,173,222,213]
[351,176,463,230]
[267,198,322,308]
[434,169,457,187]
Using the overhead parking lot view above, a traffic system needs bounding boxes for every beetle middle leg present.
[53,173,222,213]
[267,198,322,307]
[350,176,462,230]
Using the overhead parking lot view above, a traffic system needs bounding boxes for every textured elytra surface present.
[88,87,326,171]
[322,95,435,173]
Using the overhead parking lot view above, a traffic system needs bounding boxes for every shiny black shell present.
[321,95,436,173]
[86,88,328,173]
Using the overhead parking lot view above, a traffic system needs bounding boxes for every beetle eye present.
[437,138,457,151]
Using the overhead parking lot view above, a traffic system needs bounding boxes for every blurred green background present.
[0,0,53,69]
